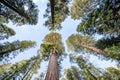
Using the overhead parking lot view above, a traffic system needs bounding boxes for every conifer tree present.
[0,40,36,61]
[0,0,38,62]
[0,0,39,25]
[66,34,120,61]
[44,0,69,30]
[39,32,65,80]
[0,56,42,80]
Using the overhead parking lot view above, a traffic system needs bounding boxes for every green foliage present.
[66,34,95,52]
[104,44,120,60]
[99,66,120,80]
[0,40,36,61]
[0,24,15,40]
[0,59,29,79]
[0,56,42,80]
[76,0,120,36]
[0,63,12,73]
[0,0,39,25]
[95,35,120,49]
[64,66,81,80]
[66,34,120,61]
[0,0,38,62]
[34,72,44,80]
[44,0,69,30]
[23,56,42,80]
[69,54,102,79]
[95,36,120,60]
[70,0,96,19]
[39,32,65,59]
[0,16,16,40]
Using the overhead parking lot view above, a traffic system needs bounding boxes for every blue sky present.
[2,0,117,79]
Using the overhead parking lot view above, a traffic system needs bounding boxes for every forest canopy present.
[0,0,120,80]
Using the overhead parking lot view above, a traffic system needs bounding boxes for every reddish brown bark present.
[80,44,106,55]
[45,49,59,80]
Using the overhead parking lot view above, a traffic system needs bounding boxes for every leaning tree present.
[66,34,120,61]
[39,32,65,80]
[66,54,120,80]
[0,55,42,80]
[0,0,39,62]
[0,0,39,25]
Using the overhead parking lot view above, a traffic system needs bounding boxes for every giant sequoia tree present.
[69,0,120,61]
[1,0,120,79]
[39,32,65,80]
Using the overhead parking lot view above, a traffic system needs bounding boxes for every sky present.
[1,0,117,79]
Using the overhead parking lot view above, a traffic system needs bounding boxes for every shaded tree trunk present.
[45,48,59,80]
[50,0,54,27]
[0,0,30,19]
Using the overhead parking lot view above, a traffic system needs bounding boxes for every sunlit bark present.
[45,48,59,80]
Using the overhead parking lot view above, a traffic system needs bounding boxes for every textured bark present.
[80,44,106,55]
[45,49,59,80]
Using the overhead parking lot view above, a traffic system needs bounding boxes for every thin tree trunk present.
[80,44,106,55]
[22,60,36,80]
[0,47,20,55]
[45,48,59,80]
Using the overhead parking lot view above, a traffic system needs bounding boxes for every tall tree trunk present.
[45,48,59,80]
[80,44,106,55]
[50,0,54,27]
[0,0,30,19]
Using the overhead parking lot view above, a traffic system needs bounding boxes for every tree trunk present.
[45,48,59,80]
[50,0,54,27]
[80,44,106,55]
[0,0,30,19]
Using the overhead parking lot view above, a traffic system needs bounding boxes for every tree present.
[0,24,15,40]
[95,35,120,60]
[64,66,81,80]
[0,16,16,40]
[34,72,44,80]
[22,56,42,80]
[66,34,120,61]
[69,54,103,80]
[0,0,39,25]
[101,66,120,80]
[74,0,120,36]
[0,40,36,62]
[0,55,42,80]
[66,34,105,56]
[44,0,69,30]
[0,59,29,79]
[0,0,38,62]
[70,0,98,19]
[39,32,65,80]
